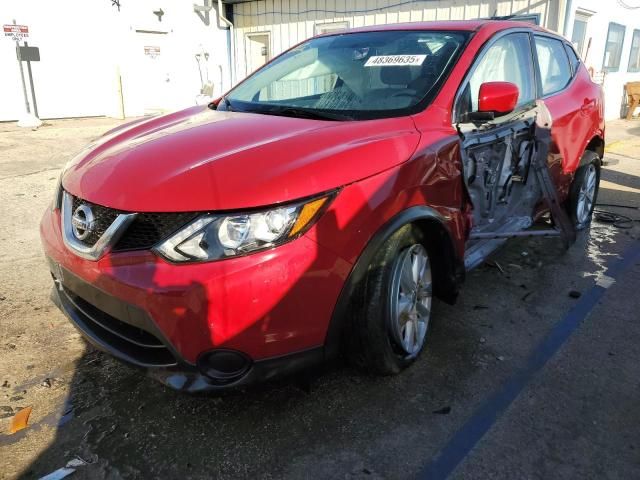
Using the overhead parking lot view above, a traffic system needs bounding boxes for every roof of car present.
[342,19,549,35]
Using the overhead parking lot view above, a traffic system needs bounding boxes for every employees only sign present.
[3,24,29,42]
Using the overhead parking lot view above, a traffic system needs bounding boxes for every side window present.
[459,33,535,120]
[570,14,590,58]
[534,36,572,96]
[564,43,581,75]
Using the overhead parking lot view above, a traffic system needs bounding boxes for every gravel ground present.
[0,117,638,480]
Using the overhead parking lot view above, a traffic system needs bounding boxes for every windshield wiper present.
[257,106,353,121]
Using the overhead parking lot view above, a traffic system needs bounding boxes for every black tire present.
[567,151,601,230]
[346,225,431,375]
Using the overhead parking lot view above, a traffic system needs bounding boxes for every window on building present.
[315,21,349,35]
[458,33,535,119]
[603,23,626,72]
[629,30,640,73]
[535,36,572,96]
[571,14,589,57]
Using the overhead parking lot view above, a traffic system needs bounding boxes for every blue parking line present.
[418,242,640,480]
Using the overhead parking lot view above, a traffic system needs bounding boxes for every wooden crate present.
[626,82,640,120]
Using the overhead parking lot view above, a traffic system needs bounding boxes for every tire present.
[567,151,601,230]
[346,225,433,375]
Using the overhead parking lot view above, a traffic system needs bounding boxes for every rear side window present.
[458,32,535,119]
[535,36,572,96]
[564,43,581,75]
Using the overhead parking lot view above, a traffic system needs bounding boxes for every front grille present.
[71,196,121,247]
[69,193,197,252]
[60,286,177,367]
[113,212,198,251]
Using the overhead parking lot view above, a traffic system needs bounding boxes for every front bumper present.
[41,207,350,391]
[49,269,323,392]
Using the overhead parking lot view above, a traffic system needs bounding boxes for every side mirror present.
[208,97,222,109]
[473,82,520,120]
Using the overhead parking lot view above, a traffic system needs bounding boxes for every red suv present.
[41,21,604,392]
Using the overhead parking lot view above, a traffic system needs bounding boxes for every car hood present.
[62,105,420,212]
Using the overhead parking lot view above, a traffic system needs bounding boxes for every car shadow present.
[600,168,640,193]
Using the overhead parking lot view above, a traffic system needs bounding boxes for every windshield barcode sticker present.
[364,55,426,67]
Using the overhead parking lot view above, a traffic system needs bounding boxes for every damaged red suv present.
[41,21,604,392]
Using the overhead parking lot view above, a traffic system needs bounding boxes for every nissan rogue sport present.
[41,20,604,392]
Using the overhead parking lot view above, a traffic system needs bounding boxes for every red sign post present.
[3,21,40,126]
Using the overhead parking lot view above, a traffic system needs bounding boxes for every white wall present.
[230,0,562,80]
[116,0,233,118]
[565,0,640,120]
[0,1,119,121]
[0,0,232,121]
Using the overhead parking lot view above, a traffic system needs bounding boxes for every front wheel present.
[568,152,600,230]
[347,225,433,375]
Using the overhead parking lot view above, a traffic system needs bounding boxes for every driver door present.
[454,31,544,269]
[455,33,542,226]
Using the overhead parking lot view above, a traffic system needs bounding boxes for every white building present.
[0,0,232,121]
[228,0,640,120]
[228,0,563,79]
[2,0,639,122]
[564,0,640,119]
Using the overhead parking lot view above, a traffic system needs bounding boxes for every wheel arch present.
[323,206,464,359]
[583,135,604,166]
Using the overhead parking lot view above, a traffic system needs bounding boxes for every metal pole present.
[13,19,31,114]
[24,41,38,118]
[563,0,574,38]
[116,66,125,119]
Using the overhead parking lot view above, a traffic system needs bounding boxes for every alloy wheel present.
[389,244,432,356]
[576,163,597,225]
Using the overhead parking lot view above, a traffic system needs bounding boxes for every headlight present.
[154,193,334,263]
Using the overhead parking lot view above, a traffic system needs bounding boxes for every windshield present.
[221,30,469,120]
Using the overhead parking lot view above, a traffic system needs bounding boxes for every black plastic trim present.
[64,291,165,349]
[147,346,324,393]
[579,150,601,168]
[52,284,178,368]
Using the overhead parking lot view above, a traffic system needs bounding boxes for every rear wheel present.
[347,225,433,375]
[568,152,600,230]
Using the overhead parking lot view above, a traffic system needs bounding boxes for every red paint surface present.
[62,108,419,212]
[541,64,605,174]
